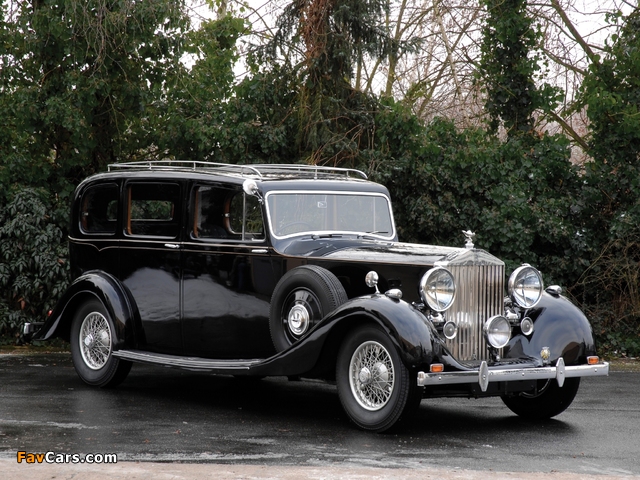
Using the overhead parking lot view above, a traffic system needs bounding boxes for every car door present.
[119,180,184,355]
[71,180,120,280]
[181,182,277,359]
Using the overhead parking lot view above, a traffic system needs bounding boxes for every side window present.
[193,185,230,239]
[126,183,180,238]
[228,192,265,241]
[193,185,264,241]
[80,183,118,234]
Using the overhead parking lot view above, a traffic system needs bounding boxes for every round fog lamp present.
[419,267,456,312]
[443,321,458,340]
[484,315,511,349]
[508,265,544,308]
[520,317,534,336]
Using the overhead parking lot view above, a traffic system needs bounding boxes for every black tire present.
[336,325,422,433]
[269,265,347,351]
[70,298,132,388]
[501,377,581,419]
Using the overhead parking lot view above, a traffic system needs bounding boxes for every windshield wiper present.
[311,233,343,239]
[357,231,389,239]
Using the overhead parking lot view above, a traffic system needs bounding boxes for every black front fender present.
[325,294,435,368]
[246,294,435,378]
[33,271,139,350]
[504,292,597,365]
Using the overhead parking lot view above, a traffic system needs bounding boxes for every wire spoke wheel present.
[79,311,112,370]
[349,341,395,411]
[70,298,131,387]
[337,325,421,432]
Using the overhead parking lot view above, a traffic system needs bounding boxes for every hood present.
[274,236,501,267]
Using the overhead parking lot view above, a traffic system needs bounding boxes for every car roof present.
[79,162,389,195]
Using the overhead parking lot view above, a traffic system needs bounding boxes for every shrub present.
[375,117,583,286]
[0,187,69,342]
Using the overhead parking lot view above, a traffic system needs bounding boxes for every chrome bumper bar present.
[417,358,609,392]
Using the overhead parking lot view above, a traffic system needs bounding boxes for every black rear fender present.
[33,271,139,349]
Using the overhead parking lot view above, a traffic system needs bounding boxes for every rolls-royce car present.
[25,161,609,432]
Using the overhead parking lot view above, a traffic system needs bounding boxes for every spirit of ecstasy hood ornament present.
[462,230,475,249]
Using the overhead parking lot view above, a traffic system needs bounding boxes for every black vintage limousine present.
[26,161,609,432]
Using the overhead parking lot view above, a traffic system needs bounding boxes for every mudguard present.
[504,292,597,365]
[32,271,139,350]
[249,294,435,377]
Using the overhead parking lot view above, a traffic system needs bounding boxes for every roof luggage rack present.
[107,161,368,180]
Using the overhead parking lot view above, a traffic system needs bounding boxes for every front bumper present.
[417,358,609,392]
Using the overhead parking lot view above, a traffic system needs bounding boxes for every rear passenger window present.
[126,183,180,238]
[80,183,118,234]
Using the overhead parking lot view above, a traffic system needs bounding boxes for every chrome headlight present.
[508,264,543,308]
[484,315,511,348]
[419,267,456,312]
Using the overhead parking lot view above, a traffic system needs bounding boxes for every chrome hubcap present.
[349,341,395,411]
[287,304,311,336]
[358,366,372,385]
[79,312,112,370]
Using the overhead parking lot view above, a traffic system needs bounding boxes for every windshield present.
[266,191,395,239]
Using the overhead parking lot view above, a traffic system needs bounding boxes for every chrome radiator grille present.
[444,261,504,362]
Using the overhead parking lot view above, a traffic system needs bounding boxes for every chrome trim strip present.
[417,360,610,392]
[113,349,262,372]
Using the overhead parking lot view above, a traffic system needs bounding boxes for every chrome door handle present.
[251,249,268,254]
[164,243,180,249]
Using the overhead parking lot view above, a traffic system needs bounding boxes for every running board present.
[112,349,264,373]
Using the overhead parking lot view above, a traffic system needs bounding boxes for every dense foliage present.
[0,188,68,342]
[375,118,583,282]
[477,0,561,135]
[0,0,189,195]
[0,0,638,355]
[255,0,393,165]
[575,8,640,356]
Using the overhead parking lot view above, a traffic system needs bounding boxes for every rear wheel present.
[501,377,580,419]
[70,298,132,387]
[336,325,422,432]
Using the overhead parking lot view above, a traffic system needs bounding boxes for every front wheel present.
[70,298,132,387]
[336,325,422,432]
[501,377,580,419]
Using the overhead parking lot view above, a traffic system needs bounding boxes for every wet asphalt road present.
[0,352,638,477]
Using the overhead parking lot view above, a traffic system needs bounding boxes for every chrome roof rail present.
[107,161,262,177]
[107,161,367,180]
